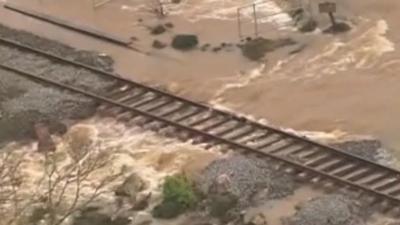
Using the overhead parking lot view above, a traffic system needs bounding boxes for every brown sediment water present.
[2,0,400,223]
[246,186,323,225]
[0,117,220,225]
[2,0,400,154]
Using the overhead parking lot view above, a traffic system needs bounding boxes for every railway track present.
[2,36,400,214]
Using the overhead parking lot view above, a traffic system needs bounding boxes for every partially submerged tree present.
[0,126,122,225]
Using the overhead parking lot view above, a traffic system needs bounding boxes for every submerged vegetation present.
[152,174,198,218]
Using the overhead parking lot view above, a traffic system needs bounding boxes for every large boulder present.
[115,173,147,200]
[171,34,199,50]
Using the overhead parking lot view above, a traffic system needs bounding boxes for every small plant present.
[152,174,198,218]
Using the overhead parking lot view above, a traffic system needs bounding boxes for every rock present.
[171,34,199,50]
[133,212,152,225]
[212,47,222,52]
[209,174,232,195]
[27,205,49,224]
[201,43,211,51]
[282,194,361,225]
[240,37,296,61]
[115,173,147,200]
[152,199,185,219]
[34,122,56,152]
[150,25,166,35]
[73,209,130,225]
[209,193,238,219]
[165,22,174,28]
[247,213,268,225]
[297,17,317,33]
[171,0,181,3]
[152,40,167,49]
[132,192,152,211]
[250,188,269,205]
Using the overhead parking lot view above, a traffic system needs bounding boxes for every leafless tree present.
[0,127,122,225]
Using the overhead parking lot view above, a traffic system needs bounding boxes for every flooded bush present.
[171,34,199,50]
[152,174,198,218]
[151,24,166,35]
[240,37,296,61]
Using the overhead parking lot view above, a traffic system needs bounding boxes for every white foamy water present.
[212,63,266,102]
[210,101,350,143]
[121,0,293,29]
[0,117,218,224]
[265,19,395,81]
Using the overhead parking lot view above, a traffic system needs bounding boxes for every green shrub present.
[152,174,198,219]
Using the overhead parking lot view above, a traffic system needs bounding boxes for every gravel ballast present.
[0,24,113,71]
[198,155,297,206]
[283,194,365,225]
[0,24,115,145]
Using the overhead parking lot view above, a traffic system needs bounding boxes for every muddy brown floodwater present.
[2,0,400,157]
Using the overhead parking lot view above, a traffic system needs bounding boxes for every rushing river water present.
[1,1,400,224]
[0,117,220,225]
[1,0,400,152]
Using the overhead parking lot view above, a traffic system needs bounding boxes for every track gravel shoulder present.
[0,23,115,145]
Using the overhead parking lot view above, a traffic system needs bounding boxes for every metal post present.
[237,8,242,39]
[252,3,258,37]
[328,12,337,26]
